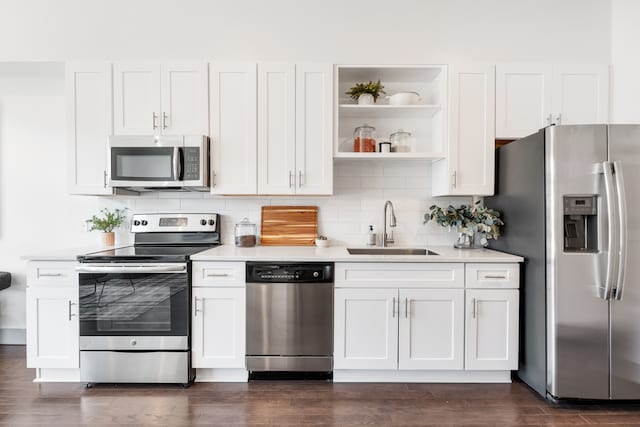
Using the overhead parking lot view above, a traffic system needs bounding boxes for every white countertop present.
[190,244,523,263]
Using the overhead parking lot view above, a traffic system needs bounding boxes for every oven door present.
[77,263,189,350]
[109,135,184,187]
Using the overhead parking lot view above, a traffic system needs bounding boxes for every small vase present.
[102,232,115,247]
[357,93,375,105]
[454,229,485,249]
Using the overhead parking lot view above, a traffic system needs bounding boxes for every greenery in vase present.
[88,208,128,233]
[345,80,386,102]
[424,201,504,245]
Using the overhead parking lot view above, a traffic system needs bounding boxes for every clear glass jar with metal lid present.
[235,218,257,247]
[354,124,376,153]
[389,129,414,152]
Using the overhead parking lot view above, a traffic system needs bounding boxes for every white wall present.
[0,0,611,63]
[611,0,640,122]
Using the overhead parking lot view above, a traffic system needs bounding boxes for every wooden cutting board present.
[260,206,318,246]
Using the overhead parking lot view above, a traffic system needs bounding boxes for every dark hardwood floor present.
[1,345,640,426]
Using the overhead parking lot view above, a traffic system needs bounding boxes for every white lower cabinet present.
[26,286,79,369]
[465,289,519,370]
[192,287,245,369]
[334,288,464,371]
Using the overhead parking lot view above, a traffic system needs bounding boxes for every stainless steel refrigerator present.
[488,124,640,401]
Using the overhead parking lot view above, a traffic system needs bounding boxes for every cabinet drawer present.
[27,262,78,287]
[192,262,245,287]
[465,264,519,289]
[335,263,464,288]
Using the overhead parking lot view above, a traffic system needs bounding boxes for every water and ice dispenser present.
[563,195,598,253]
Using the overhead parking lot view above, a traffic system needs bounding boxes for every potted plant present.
[88,208,128,246]
[424,201,504,248]
[345,80,386,105]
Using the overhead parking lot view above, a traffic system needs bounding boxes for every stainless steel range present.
[76,213,220,386]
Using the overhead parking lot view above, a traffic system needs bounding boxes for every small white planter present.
[357,93,375,105]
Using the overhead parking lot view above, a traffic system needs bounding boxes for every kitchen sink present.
[347,248,439,256]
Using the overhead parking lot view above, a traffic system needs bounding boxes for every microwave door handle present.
[613,161,628,300]
[172,147,181,181]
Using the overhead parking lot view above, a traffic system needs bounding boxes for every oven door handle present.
[76,263,187,274]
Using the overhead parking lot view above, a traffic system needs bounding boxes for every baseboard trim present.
[333,369,512,383]
[195,368,248,382]
[0,328,26,345]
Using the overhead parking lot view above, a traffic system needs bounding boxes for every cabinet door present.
[113,62,161,135]
[66,62,113,195]
[192,287,245,369]
[257,63,296,195]
[398,289,464,370]
[552,65,609,125]
[295,63,333,195]
[465,289,519,371]
[496,64,552,139]
[334,288,398,370]
[435,64,495,196]
[210,63,257,195]
[160,62,209,135]
[26,286,79,369]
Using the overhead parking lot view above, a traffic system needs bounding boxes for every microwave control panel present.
[184,147,200,180]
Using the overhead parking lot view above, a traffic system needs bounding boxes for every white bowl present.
[315,238,331,248]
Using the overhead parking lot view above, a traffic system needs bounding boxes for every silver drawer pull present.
[484,275,506,279]
[40,273,64,277]
[68,301,76,321]
[207,273,230,277]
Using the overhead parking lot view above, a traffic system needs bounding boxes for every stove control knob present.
[130,339,137,347]
[313,271,320,278]
[141,220,148,226]
[208,219,215,226]
[200,219,207,226]
[133,220,141,226]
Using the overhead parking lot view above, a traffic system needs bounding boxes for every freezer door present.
[546,125,610,399]
[609,124,640,399]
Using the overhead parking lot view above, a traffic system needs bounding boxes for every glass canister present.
[235,218,257,247]
[354,124,376,153]
[389,129,414,152]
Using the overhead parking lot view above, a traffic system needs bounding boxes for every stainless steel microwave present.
[108,135,209,192]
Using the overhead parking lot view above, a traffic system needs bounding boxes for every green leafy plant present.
[88,208,128,233]
[424,201,504,245]
[345,80,386,102]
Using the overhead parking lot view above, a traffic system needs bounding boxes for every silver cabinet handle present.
[103,170,107,188]
[194,297,202,317]
[452,171,457,188]
[289,171,294,189]
[206,273,230,277]
[471,298,477,318]
[613,161,628,300]
[546,114,552,125]
[484,275,506,279]
[212,171,217,188]
[392,297,396,318]
[602,161,618,300]
[298,171,304,188]
[39,273,63,277]
[405,298,409,319]
[152,112,158,130]
[68,301,76,321]
[555,113,562,125]
[162,112,169,130]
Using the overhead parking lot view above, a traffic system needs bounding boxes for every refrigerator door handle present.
[602,161,619,300]
[613,161,628,300]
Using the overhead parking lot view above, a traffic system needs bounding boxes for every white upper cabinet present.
[257,63,296,195]
[552,65,609,126]
[113,62,208,136]
[496,64,609,139]
[66,62,113,195]
[496,64,553,139]
[295,63,333,195]
[432,64,495,196]
[210,63,258,195]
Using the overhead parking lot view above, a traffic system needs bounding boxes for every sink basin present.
[347,248,439,256]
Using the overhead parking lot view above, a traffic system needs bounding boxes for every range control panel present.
[246,263,334,283]
[130,213,219,233]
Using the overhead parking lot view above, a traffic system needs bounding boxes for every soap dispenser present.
[367,225,377,246]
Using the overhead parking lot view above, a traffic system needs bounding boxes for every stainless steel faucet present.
[382,200,396,247]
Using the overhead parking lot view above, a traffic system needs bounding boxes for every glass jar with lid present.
[235,218,257,247]
[354,124,376,153]
[389,129,414,153]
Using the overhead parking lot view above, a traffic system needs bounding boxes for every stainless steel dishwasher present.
[246,262,334,374]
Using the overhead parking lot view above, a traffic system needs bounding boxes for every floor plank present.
[1,345,639,426]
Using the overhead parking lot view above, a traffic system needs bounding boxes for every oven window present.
[79,272,188,336]
[111,147,176,181]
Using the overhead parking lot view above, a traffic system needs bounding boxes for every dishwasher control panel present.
[246,262,334,283]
